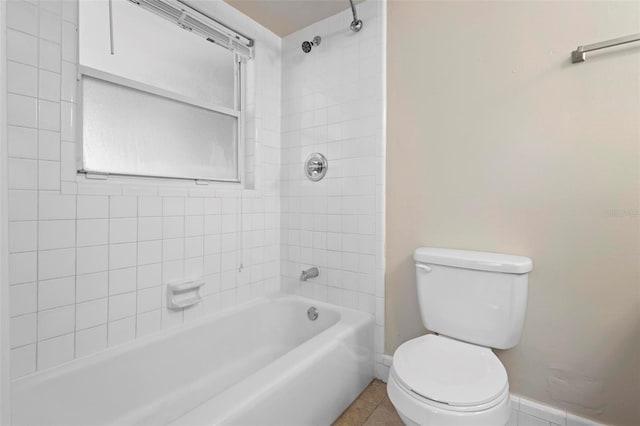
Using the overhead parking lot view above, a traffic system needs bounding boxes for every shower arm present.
[348,0,363,32]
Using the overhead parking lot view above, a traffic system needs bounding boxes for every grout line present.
[73,188,78,359]
[106,196,111,346]
[33,0,40,372]
[133,196,139,337]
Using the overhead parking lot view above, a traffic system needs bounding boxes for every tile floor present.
[333,380,404,426]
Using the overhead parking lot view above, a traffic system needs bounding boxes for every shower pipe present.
[349,0,363,32]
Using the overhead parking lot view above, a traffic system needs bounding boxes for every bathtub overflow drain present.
[307,306,319,321]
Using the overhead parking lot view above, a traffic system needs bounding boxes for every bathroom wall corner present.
[279,0,386,380]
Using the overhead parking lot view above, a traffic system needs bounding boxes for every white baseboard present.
[375,354,393,382]
[510,395,604,426]
[379,354,603,426]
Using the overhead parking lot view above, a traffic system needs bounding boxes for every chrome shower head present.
[301,36,321,53]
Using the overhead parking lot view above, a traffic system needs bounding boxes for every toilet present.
[387,247,532,426]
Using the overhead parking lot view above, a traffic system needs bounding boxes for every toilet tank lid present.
[414,248,532,274]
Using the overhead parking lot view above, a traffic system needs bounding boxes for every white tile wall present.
[6,0,282,378]
[280,0,386,378]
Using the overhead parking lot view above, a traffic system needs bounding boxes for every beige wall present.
[386,1,640,425]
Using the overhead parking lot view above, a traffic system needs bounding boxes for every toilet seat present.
[392,334,508,408]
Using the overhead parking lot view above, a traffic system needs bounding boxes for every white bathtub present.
[11,294,374,426]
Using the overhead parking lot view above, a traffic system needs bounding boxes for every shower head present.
[350,18,363,32]
[301,36,321,53]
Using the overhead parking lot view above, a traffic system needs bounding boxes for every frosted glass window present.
[81,76,238,181]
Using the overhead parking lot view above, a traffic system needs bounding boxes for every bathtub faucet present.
[300,267,319,281]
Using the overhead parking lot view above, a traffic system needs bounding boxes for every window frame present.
[76,54,245,184]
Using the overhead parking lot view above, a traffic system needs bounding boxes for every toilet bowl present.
[387,248,532,426]
[387,334,511,426]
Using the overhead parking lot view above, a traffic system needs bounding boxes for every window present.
[78,0,252,182]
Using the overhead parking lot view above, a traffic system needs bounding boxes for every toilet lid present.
[392,334,508,407]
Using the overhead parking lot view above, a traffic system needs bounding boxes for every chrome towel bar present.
[571,33,640,63]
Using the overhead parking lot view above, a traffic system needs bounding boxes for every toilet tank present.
[414,248,532,350]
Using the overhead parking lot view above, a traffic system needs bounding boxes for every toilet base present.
[387,370,511,426]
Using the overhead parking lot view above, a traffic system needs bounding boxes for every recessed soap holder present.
[167,279,204,310]
[305,153,328,181]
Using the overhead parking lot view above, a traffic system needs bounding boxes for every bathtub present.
[11,294,374,426]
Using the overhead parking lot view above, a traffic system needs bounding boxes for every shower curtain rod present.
[571,32,640,63]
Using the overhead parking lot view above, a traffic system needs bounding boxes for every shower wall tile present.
[7,61,38,97]
[6,0,282,378]
[8,126,38,159]
[7,29,38,66]
[37,333,74,370]
[280,0,386,379]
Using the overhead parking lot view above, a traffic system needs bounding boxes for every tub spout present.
[300,267,319,281]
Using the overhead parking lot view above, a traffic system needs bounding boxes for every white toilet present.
[387,247,533,426]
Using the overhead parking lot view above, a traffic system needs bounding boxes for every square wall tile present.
[138,240,162,265]
[9,221,37,253]
[7,29,37,66]
[138,197,162,217]
[38,305,75,340]
[8,190,37,221]
[8,125,38,159]
[137,310,161,336]
[108,316,135,347]
[110,218,137,244]
[62,0,78,24]
[7,0,38,35]
[109,267,137,295]
[39,39,61,73]
[11,344,36,379]
[39,130,61,161]
[108,292,136,321]
[9,251,37,285]
[138,217,162,241]
[39,8,62,43]
[76,245,108,275]
[39,69,61,102]
[38,100,61,131]
[39,248,75,280]
[38,277,75,310]
[110,196,137,218]
[77,195,108,219]
[8,158,37,190]
[137,264,161,289]
[39,193,75,220]
[10,313,36,348]
[76,298,107,330]
[10,283,37,317]
[8,61,37,97]
[76,325,107,358]
[8,94,37,128]
[39,220,75,250]
[109,243,137,270]
[37,333,74,370]
[76,271,108,302]
[77,219,108,247]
